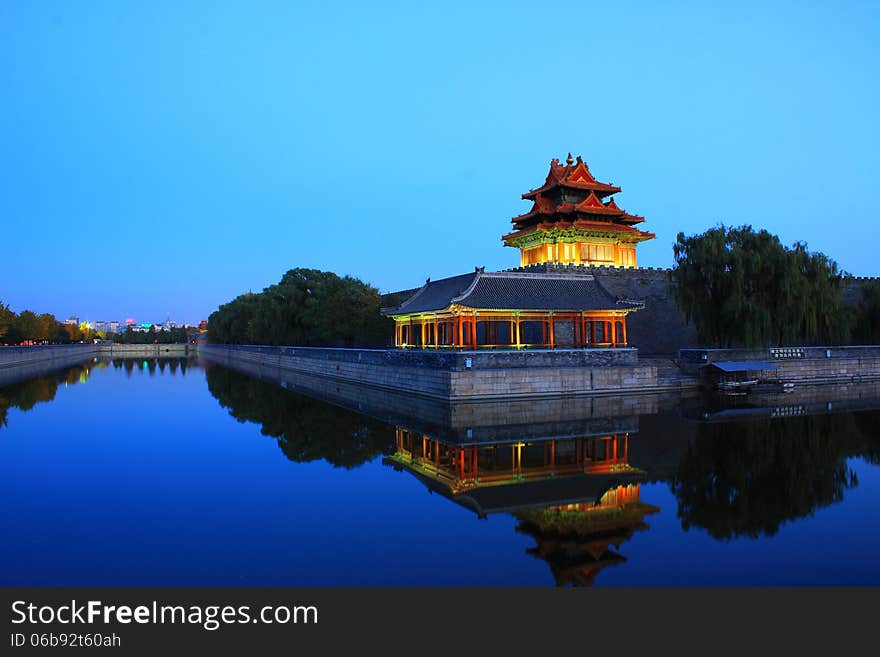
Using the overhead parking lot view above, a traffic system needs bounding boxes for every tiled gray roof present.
[456,272,640,311]
[381,272,478,314]
[382,270,643,315]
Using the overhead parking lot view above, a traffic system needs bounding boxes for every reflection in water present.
[0,358,192,430]
[673,412,880,540]
[5,358,880,584]
[0,361,97,429]
[200,362,880,582]
[515,489,658,587]
[386,428,658,586]
[112,357,190,377]
[205,366,395,468]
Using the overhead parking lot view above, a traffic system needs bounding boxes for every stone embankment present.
[198,344,665,401]
[678,345,880,385]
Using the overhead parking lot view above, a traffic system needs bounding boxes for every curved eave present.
[388,302,643,318]
[511,207,625,224]
[522,181,621,199]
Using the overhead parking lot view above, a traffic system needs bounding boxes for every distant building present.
[64,316,79,326]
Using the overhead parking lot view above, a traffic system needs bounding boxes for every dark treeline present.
[0,302,87,345]
[672,225,880,347]
[0,300,192,345]
[207,268,393,347]
[104,326,190,344]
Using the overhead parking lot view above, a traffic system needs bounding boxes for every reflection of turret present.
[385,429,657,586]
[515,487,658,587]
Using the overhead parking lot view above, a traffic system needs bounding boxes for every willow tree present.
[672,225,847,347]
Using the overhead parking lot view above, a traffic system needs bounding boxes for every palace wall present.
[0,344,99,387]
[585,267,878,354]
[678,345,880,384]
[197,344,664,402]
[97,344,192,357]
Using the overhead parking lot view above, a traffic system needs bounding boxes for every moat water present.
[2,357,879,586]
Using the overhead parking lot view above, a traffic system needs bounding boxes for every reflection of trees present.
[1,359,192,430]
[0,363,94,429]
[205,366,395,468]
[111,357,188,377]
[671,413,877,540]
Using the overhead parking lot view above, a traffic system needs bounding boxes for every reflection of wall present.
[198,352,697,443]
[0,345,98,387]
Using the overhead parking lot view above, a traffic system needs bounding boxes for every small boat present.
[717,378,758,392]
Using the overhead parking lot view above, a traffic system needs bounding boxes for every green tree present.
[0,301,15,342]
[208,268,392,347]
[851,280,880,344]
[672,225,847,347]
[13,310,41,343]
[37,313,58,342]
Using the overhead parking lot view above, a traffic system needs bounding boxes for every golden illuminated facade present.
[504,154,655,268]
[382,269,643,349]
[381,153,651,349]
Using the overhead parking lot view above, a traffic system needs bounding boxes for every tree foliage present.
[670,412,877,540]
[207,268,392,347]
[672,225,849,347]
[205,365,395,468]
[851,280,880,345]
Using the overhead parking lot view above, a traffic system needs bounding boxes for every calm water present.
[2,358,879,586]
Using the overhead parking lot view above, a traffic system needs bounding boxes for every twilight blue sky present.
[2,1,878,325]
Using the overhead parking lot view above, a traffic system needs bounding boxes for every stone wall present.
[198,344,662,401]
[200,353,690,443]
[678,345,880,384]
[97,344,191,357]
[0,344,98,370]
[0,344,99,387]
[590,267,878,354]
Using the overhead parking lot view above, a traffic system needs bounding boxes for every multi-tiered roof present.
[502,154,655,246]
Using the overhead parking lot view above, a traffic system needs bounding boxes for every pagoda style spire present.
[503,154,655,268]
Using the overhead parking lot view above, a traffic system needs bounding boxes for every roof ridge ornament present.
[566,152,574,166]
